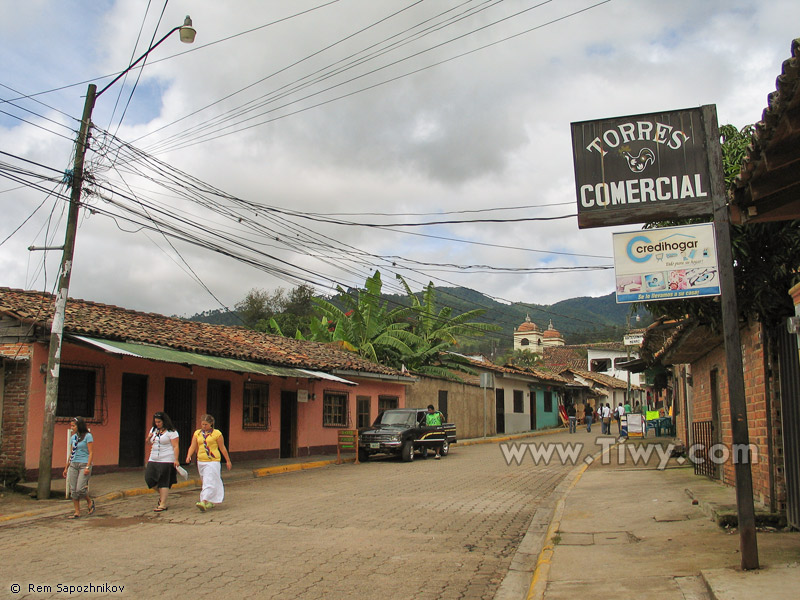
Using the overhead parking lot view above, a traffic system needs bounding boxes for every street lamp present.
[36,16,196,500]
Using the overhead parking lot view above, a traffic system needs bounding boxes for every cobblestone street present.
[2,432,595,600]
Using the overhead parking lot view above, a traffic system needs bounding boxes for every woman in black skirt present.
[144,411,180,512]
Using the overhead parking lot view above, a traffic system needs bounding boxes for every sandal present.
[153,505,168,512]
[67,514,80,519]
[88,500,96,515]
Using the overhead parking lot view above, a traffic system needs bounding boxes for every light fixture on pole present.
[36,17,196,500]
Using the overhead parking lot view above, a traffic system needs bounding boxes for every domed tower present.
[542,319,565,348]
[513,315,543,354]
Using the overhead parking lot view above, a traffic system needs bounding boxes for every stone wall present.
[405,376,490,439]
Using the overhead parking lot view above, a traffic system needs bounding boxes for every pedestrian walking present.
[616,403,626,434]
[584,403,594,432]
[602,403,612,434]
[186,414,232,512]
[567,403,577,433]
[145,411,180,512]
[62,416,96,519]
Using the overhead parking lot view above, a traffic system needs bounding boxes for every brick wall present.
[681,321,781,509]
[1,358,30,483]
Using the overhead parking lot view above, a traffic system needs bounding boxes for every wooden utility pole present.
[36,84,96,500]
[702,104,759,570]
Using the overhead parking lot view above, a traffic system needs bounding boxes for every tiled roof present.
[0,287,403,376]
[639,318,721,366]
[462,355,570,385]
[563,368,638,391]
[542,346,588,370]
[733,37,800,223]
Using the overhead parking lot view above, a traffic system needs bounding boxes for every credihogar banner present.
[612,223,720,303]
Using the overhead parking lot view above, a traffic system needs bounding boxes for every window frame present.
[323,390,349,427]
[56,363,105,423]
[513,389,524,413]
[378,395,399,412]
[242,381,270,430]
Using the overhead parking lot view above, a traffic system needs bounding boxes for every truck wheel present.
[358,448,369,462]
[401,441,414,462]
[440,440,450,456]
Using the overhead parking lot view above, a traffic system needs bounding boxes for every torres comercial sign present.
[571,108,714,229]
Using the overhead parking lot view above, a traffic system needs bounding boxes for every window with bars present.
[243,382,270,429]
[323,390,349,427]
[56,364,105,422]
[513,390,524,413]
[543,391,554,413]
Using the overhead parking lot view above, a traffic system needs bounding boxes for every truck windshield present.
[376,411,415,427]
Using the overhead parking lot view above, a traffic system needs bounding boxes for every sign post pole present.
[701,104,759,570]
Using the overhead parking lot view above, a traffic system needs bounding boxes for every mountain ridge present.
[184,288,646,350]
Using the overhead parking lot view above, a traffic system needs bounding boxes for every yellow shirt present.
[194,429,223,462]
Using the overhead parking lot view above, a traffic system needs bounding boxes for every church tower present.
[513,315,543,355]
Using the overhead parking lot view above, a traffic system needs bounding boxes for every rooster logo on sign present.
[622,148,655,173]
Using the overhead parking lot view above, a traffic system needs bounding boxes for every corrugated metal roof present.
[72,335,355,382]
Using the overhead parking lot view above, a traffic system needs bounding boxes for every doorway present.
[164,377,195,463]
[495,388,505,434]
[119,373,148,467]
[206,379,231,446]
[280,390,297,458]
[529,390,537,431]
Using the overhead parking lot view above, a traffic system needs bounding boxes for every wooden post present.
[702,104,759,570]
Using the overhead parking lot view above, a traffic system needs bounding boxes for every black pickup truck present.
[358,408,457,462]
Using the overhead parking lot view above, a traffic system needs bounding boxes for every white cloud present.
[1,0,796,318]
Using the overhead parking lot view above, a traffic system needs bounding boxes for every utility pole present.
[702,104,759,570]
[36,84,96,500]
[35,15,196,500]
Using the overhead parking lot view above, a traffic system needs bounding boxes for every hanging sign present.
[571,108,714,229]
[612,223,721,303]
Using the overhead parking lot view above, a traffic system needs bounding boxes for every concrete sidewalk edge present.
[524,441,620,600]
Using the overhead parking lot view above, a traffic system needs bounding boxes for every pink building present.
[0,288,412,481]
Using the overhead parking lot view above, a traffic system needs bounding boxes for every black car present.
[358,408,457,462]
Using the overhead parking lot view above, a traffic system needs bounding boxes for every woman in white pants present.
[185,414,232,511]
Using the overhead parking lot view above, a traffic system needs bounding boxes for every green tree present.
[235,288,279,329]
[257,284,315,338]
[499,349,543,368]
[395,276,501,378]
[639,124,800,330]
[303,271,417,365]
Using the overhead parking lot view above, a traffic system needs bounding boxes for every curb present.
[525,440,619,600]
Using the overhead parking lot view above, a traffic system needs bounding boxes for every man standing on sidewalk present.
[601,403,612,434]
[567,403,577,433]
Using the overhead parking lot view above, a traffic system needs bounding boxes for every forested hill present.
[185,288,645,347]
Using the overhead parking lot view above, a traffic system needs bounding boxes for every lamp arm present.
[96,25,181,98]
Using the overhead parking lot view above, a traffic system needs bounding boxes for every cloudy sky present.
[1,0,797,323]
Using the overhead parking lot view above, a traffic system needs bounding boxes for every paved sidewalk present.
[527,437,800,600]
